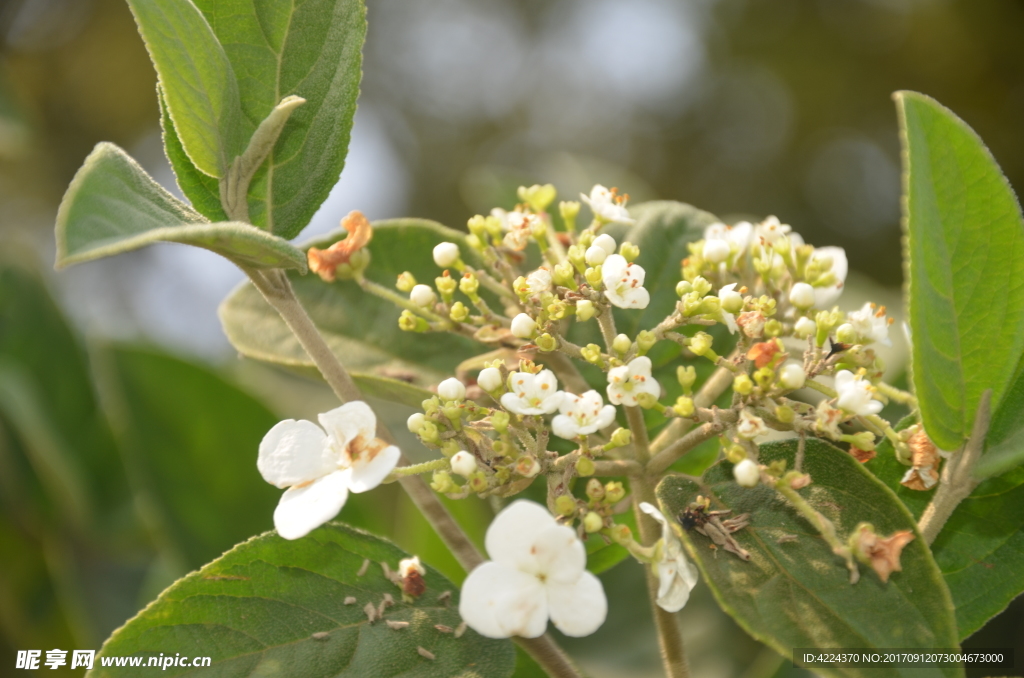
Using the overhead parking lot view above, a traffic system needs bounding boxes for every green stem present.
[774,473,859,583]
[650,350,738,454]
[802,379,836,398]
[386,457,450,481]
[358,276,451,325]
[875,381,918,408]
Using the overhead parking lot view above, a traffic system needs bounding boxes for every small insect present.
[311,631,330,641]
[417,647,436,661]
[826,339,851,360]
[679,505,708,531]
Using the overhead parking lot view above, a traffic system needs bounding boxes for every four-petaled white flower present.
[258,402,400,540]
[846,302,891,346]
[580,185,635,225]
[807,246,848,308]
[835,370,883,416]
[602,254,650,309]
[736,409,768,440]
[501,369,564,415]
[638,502,699,612]
[607,356,660,407]
[552,390,617,440]
[704,221,753,256]
[459,500,607,638]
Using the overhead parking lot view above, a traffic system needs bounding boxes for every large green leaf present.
[895,91,1024,452]
[89,523,515,678]
[973,354,1024,479]
[163,0,367,238]
[126,0,245,177]
[56,142,306,270]
[869,417,1024,639]
[97,345,281,570]
[658,438,961,678]
[159,85,227,222]
[220,219,485,383]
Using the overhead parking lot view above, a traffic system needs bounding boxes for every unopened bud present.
[560,201,581,231]
[586,478,605,501]
[396,271,417,292]
[585,245,608,266]
[477,367,502,393]
[575,299,596,322]
[676,365,697,392]
[725,445,747,464]
[703,238,730,264]
[612,334,632,355]
[733,458,760,487]
[608,427,632,448]
[450,451,477,477]
[518,183,557,212]
[438,378,467,402]
[581,343,604,365]
[775,405,795,424]
[459,272,480,297]
[763,319,783,337]
[576,456,595,477]
[555,494,577,516]
[490,410,510,434]
[510,313,537,339]
[584,266,603,288]
[789,282,815,310]
[410,284,436,308]
[619,241,640,262]
[733,374,753,395]
[535,333,557,352]
[673,396,695,417]
[604,481,626,504]
[435,274,457,299]
[584,511,604,533]
[690,332,714,357]
[636,330,657,355]
[430,471,455,493]
[794,316,817,339]
[778,363,806,390]
[836,323,857,345]
[433,242,461,268]
[676,280,693,297]
[449,301,469,322]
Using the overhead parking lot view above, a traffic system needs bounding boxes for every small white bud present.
[778,363,806,390]
[836,323,857,345]
[410,284,436,308]
[450,451,477,477]
[438,377,466,401]
[789,282,816,310]
[407,412,426,433]
[510,313,537,339]
[432,241,460,268]
[477,367,502,392]
[719,284,743,314]
[585,245,608,266]
[794,316,817,339]
[612,334,632,355]
[703,239,730,263]
[733,459,760,487]
[593,233,617,254]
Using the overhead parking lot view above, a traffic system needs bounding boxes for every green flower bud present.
[584,266,603,288]
[635,392,660,409]
[553,261,577,289]
[576,456,595,477]
[836,322,857,345]
[698,296,722,316]
[459,272,480,298]
[677,365,697,392]
[435,273,458,299]
[575,299,596,322]
[442,405,463,429]
[441,439,461,457]
[673,396,695,417]
[581,343,604,366]
[396,271,417,292]
[430,471,455,493]
[535,333,558,352]
[465,234,485,251]
[490,410,510,434]
[609,523,633,545]
[733,374,753,395]
[586,478,605,501]
[555,494,578,517]
[691,276,712,297]
[518,183,557,212]
[546,300,569,321]
[612,333,632,355]
[468,472,489,493]
[567,244,587,272]
[399,310,430,332]
[753,366,775,388]
[577,230,595,247]
[725,445,747,464]
[492,439,511,456]
[675,280,693,297]
[619,241,640,262]
[844,431,877,451]
[636,330,657,355]
[690,331,714,357]
[604,481,626,504]
[419,421,440,445]
[347,248,372,277]
[584,511,604,533]
[467,215,489,238]
[608,427,632,448]
[763,318,783,337]
[560,200,581,232]
[775,404,795,424]
[422,397,440,415]
[449,301,469,322]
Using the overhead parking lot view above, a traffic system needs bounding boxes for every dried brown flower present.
[307,210,373,281]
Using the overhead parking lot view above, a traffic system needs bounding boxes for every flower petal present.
[546,571,607,637]
[459,561,548,639]
[348,444,401,493]
[318,401,377,452]
[529,524,586,583]
[485,500,557,568]
[551,414,580,440]
[258,419,333,488]
[273,469,351,540]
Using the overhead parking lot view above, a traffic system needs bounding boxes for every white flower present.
[703,238,731,264]
[525,268,553,295]
[510,313,538,339]
[736,409,768,440]
[718,282,741,334]
[794,316,817,339]
[407,412,426,433]
[410,284,436,308]
[704,221,753,256]
[754,215,791,246]
[607,356,660,407]
[433,242,460,268]
[501,369,564,415]
[501,211,539,251]
[258,402,401,540]
[733,459,760,487]
[459,500,607,638]
[552,390,617,439]
[638,502,699,612]
[451,451,477,477]
[592,233,617,254]
[846,302,892,346]
[438,377,467,402]
[580,185,634,225]
[789,282,815,310]
[601,254,650,309]
[585,245,608,266]
[834,370,883,416]
[477,367,503,392]
[778,363,806,390]
[807,246,848,308]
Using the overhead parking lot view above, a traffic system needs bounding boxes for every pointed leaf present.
[126,0,245,177]
[895,91,1024,451]
[88,523,515,677]
[164,0,367,238]
[158,85,226,221]
[658,438,961,678]
[219,219,484,381]
[56,143,306,270]
[973,354,1024,479]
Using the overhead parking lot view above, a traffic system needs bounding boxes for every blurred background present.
[0,0,1022,675]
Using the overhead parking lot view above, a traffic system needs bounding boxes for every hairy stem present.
[918,390,992,544]
[624,406,690,678]
[650,350,738,454]
[646,421,724,476]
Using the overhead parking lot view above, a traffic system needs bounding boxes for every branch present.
[650,349,738,454]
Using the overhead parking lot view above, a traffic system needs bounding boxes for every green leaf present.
[96,345,282,570]
[90,522,515,678]
[658,438,961,678]
[126,0,245,177]
[352,373,434,409]
[159,84,227,222]
[56,142,307,270]
[895,91,1024,451]
[973,354,1024,479]
[163,0,367,238]
[869,417,1024,639]
[220,219,485,381]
